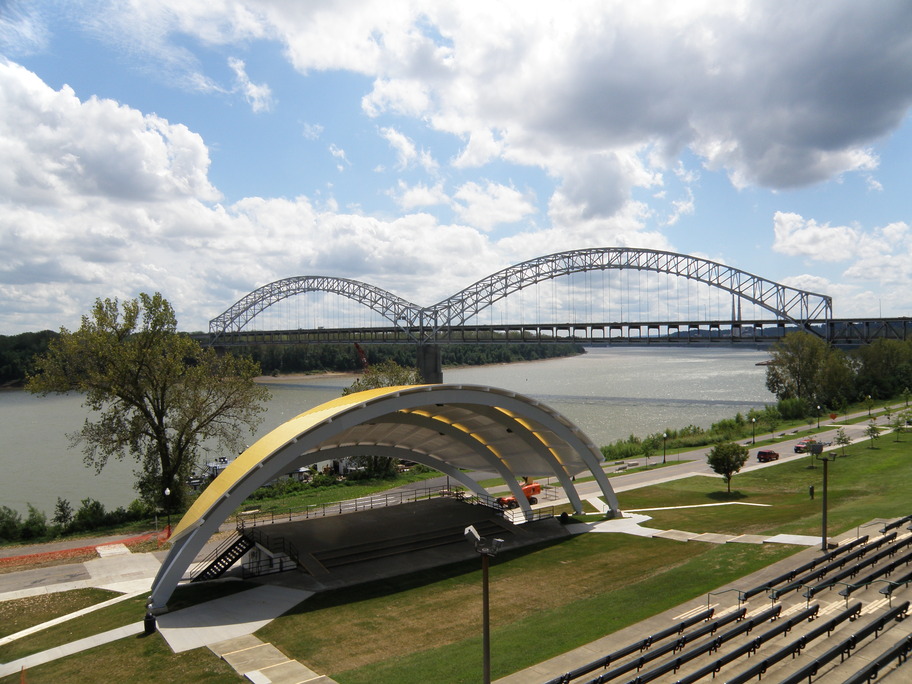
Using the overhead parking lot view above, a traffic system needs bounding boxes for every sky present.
[1,0,911,334]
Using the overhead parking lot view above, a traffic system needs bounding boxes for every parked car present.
[794,439,818,454]
[757,450,779,462]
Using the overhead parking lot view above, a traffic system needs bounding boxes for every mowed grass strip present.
[256,535,795,683]
[0,635,237,684]
[0,581,254,664]
[0,588,119,639]
[621,439,912,537]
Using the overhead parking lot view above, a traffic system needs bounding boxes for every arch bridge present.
[209,247,833,345]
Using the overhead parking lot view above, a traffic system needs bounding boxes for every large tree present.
[765,331,830,403]
[706,441,750,493]
[27,293,271,509]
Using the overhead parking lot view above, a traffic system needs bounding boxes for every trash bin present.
[144,612,156,635]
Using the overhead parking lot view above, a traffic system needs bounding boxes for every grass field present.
[3,436,910,684]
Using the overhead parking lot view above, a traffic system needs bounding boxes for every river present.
[0,346,773,516]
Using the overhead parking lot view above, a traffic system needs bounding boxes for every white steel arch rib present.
[209,248,833,341]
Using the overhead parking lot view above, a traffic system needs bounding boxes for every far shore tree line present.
[0,330,584,387]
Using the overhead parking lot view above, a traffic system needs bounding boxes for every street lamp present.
[163,487,171,538]
[751,418,756,444]
[816,405,821,430]
[465,525,504,684]
[662,433,667,464]
[816,447,835,552]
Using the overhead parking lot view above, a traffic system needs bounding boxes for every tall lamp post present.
[662,433,667,464]
[163,487,171,538]
[815,446,835,552]
[816,405,821,430]
[465,525,503,684]
[751,417,756,444]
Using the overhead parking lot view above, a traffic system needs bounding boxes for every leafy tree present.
[760,405,781,436]
[902,387,912,407]
[854,339,912,400]
[53,497,74,529]
[834,427,852,456]
[0,506,22,542]
[26,293,271,509]
[765,332,830,402]
[641,435,659,466]
[22,504,48,540]
[815,348,855,408]
[890,412,906,442]
[706,441,750,493]
[343,359,422,395]
[864,420,881,448]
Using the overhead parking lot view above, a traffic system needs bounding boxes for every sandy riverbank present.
[254,371,357,385]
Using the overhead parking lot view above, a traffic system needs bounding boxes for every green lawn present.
[257,535,794,684]
[4,436,911,684]
[0,588,119,639]
[621,439,912,537]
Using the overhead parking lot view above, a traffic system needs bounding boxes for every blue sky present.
[1,0,911,333]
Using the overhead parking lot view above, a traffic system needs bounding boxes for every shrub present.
[71,498,107,533]
[777,397,810,420]
[21,504,48,540]
[0,505,22,542]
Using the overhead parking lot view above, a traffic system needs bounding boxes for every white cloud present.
[0,1,49,56]
[452,181,536,231]
[380,126,437,172]
[301,122,323,140]
[389,180,449,210]
[227,57,274,112]
[58,2,912,225]
[772,212,860,262]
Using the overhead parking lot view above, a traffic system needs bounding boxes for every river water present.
[0,346,773,515]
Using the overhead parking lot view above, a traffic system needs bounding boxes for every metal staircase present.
[191,535,254,582]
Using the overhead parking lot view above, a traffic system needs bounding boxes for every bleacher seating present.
[582,608,747,683]
[543,608,716,684]
[723,602,863,684]
[842,633,912,684]
[673,604,820,684]
[776,601,909,684]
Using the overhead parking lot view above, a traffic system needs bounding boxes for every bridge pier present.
[417,343,443,383]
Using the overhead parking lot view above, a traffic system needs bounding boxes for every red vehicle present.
[794,439,818,454]
[757,450,779,462]
[497,482,541,509]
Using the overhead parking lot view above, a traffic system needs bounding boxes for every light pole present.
[163,487,171,538]
[465,525,503,684]
[662,433,667,464]
[816,447,835,552]
[751,418,756,444]
[816,405,821,430]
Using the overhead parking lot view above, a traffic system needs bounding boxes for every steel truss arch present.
[426,247,832,340]
[209,248,833,340]
[209,276,424,341]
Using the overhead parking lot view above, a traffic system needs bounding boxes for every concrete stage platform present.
[239,497,572,593]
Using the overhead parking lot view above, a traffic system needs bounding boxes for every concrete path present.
[0,622,145,678]
[157,584,313,653]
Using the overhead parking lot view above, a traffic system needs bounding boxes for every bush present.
[71,498,107,533]
[777,397,811,420]
[0,505,22,542]
[21,504,48,540]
